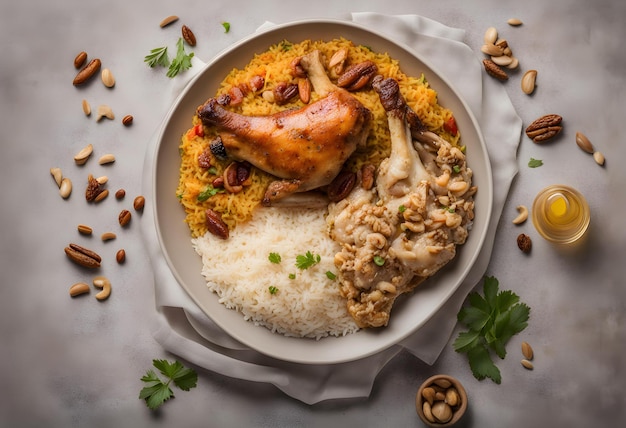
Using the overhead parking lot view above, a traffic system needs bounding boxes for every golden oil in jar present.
[532,185,590,244]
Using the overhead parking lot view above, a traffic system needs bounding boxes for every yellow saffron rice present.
[177,38,459,238]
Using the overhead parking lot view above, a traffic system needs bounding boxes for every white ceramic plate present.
[150,19,493,364]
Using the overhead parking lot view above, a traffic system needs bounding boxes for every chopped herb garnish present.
[268,286,279,295]
[207,166,218,175]
[139,359,198,410]
[528,157,543,168]
[398,205,407,213]
[325,271,337,280]
[280,41,293,51]
[268,252,281,264]
[453,276,530,384]
[295,251,320,269]
[197,184,224,202]
[373,255,385,266]
[222,22,231,33]
[453,165,462,174]
[288,273,296,280]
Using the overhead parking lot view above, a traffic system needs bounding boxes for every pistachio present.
[101,68,115,88]
[521,70,538,95]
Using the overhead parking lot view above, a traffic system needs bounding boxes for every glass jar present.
[532,185,590,245]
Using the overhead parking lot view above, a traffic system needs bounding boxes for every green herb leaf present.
[528,157,543,168]
[325,271,337,280]
[144,46,170,68]
[222,22,231,33]
[373,255,385,266]
[197,184,224,202]
[268,252,281,264]
[269,286,278,295]
[166,38,194,78]
[454,276,530,383]
[139,359,197,410]
[288,273,296,280]
[398,205,406,213]
[295,251,321,270]
[453,165,461,174]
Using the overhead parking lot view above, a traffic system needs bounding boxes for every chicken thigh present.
[197,50,372,205]
[327,77,476,328]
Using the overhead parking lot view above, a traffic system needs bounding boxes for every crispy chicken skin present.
[327,77,476,328]
[196,50,372,205]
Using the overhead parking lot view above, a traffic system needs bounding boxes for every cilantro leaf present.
[454,276,530,383]
[166,38,194,78]
[295,251,321,270]
[325,271,337,280]
[139,359,197,410]
[197,184,224,202]
[268,253,281,264]
[222,22,231,33]
[144,46,170,68]
[528,157,543,168]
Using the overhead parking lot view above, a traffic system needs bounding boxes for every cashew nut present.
[93,276,112,301]
[512,205,528,225]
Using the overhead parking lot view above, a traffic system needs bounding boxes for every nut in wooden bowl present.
[416,375,468,427]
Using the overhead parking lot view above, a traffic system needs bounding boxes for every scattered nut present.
[159,15,179,27]
[445,388,460,407]
[64,243,101,268]
[298,77,312,104]
[593,151,605,166]
[521,69,537,95]
[182,25,197,46]
[118,209,132,227]
[507,18,523,26]
[205,208,229,239]
[483,26,498,44]
[96,104,115,122]
[50,167,63,187]
[521,359,534,370]
[482,59,509,81]
[82,99,91,116]
[93,276,112,301]
[101,231,117,241]
[337,60,378,91]
[73,58,101,86]
[95,175,108,185]
[575,131,595,154]
[525,114,563,143]
[512,205,529,225]
[59,177,73,199]
[85,174,104,202]
[133,195,146,211]
[69,282,90,297]
[94,189,109,203]
[481,43,505,57]
[421,387,436,406]
[521,341,534,360]
[101,68,115,88]
[431,402,453,423]
[122,114,134,126]
[491,54,513,67]
[74,51,88,69]
[116,249,126,264]
[327,170,357,202]
[115,189,126,199]
[77,224,93,235]
[98,154,116,165]
[74,143,93,165]
[422,402,436,423]
[517,233,532,253]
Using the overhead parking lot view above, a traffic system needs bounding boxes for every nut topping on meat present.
[326,77,475,328]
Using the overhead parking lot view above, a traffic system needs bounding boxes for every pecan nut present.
[65,243,102,268]
[85,174,105,202]
[517,233,532,253]
[337,61,378,91]
[482,59,509,81]
[525,114,563,143]
[181,25,196,46]
[205,209,229,239]
[327,170,357,202]
[73,58,101,86]
[118,209,132,227]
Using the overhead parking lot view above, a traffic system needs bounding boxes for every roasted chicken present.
[327,76,476,328]
[197,50,372,205]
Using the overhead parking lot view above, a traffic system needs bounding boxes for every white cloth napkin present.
[141,13,522,404]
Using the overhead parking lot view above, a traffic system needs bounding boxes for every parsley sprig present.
[453,276,530,384]
[139,359,198,410]
[295,251,321,270]
[144,38,194,78]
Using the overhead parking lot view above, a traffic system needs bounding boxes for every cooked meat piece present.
[326,77,476,328]
[197,50,372,205]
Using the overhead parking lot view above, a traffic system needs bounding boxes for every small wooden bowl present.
[416,374,468,427]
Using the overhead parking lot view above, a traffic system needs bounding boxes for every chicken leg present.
[197,50,372,205]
